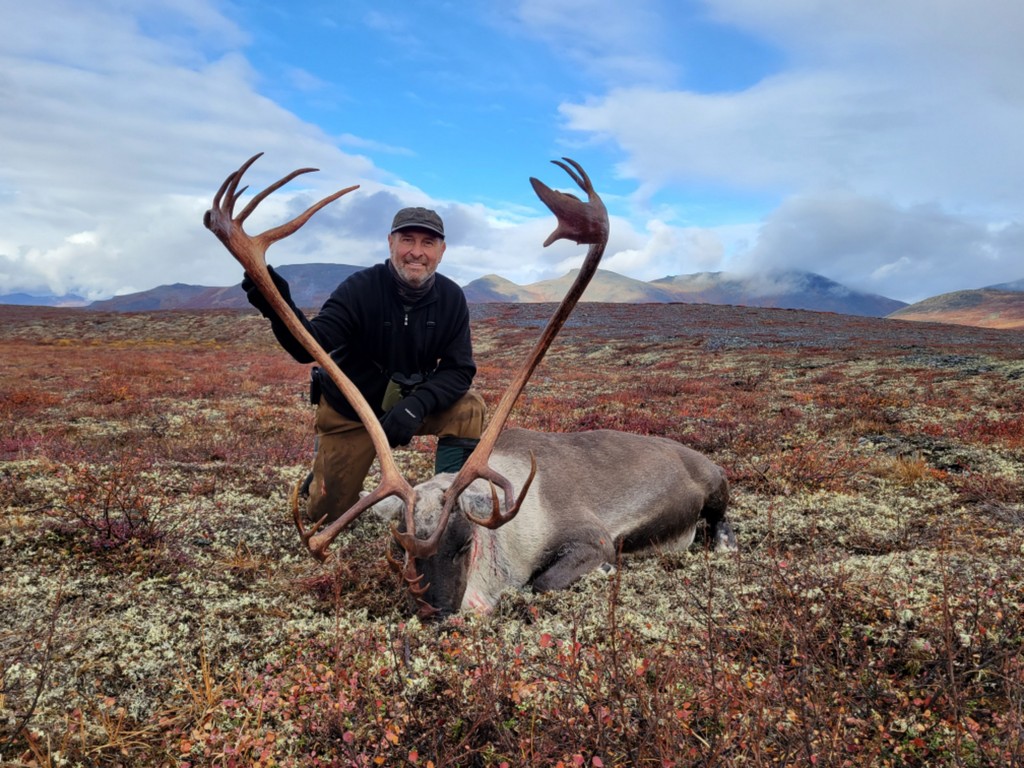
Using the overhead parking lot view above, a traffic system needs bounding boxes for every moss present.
[3,304,1023,765]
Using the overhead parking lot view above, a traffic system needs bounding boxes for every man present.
[242,207,484,524]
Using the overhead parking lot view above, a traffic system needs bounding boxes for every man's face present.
[388,228,446,287]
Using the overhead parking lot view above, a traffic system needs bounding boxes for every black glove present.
[241,265,292,318]
[380,395,426,447]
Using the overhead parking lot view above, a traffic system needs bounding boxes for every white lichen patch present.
[3,304,1023,763]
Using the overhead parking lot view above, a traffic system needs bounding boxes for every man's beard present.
[398,265,431,286]
[388,260,436,302]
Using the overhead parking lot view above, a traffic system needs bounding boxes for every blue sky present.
[2,0,1024,303]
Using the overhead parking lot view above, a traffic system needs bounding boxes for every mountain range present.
[462,269,906,317]
[3,264,1024,329]
[25,264,906,317]
[85,263,363,312]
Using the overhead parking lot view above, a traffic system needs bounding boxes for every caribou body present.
[372,428,734,616]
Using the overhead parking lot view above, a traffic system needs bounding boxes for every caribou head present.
[205,154,608,617]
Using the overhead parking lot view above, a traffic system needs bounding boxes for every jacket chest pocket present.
[382,315,437,375]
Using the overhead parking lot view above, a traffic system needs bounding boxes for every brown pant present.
[306,390,485,524]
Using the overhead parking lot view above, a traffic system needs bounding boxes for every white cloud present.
[562,69,1024,214]
[0,1,407,298]
[600,219,726,279]
[705,0,1024,84]
[733,192,1024,302]
[554,0,1024,299]
[513,0,677,86]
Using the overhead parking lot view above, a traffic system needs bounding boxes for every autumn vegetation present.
[1,301,1022,767]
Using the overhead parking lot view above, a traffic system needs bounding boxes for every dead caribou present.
[204,154,735,618]
[371,427,733,615]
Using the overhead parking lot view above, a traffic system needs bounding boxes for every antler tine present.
[401,555,441,618]
[384,538,439,617]
[260,184,359,250]
[205,154,418,562]
[395,157,609,561]
[236,166,318,224]
[551,157,593,196]
[213,152,262,214]
[384,538,405,572]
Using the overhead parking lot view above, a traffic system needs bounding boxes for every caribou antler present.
[206,154,607,616]
[393,157,609,560]
[204,153,419,562]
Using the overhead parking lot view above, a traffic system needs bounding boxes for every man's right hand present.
[380,395,426,447]
[242,265,292,318]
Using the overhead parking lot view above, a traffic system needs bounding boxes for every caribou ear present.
[460,487,501,522]
[367,493,405,522]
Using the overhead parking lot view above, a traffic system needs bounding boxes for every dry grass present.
[1,302,1022,767]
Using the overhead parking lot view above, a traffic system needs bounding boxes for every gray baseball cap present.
[390,207,445,238]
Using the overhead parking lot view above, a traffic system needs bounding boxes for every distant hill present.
[465,268,905,317]
[888,286,1024,330]
[0,292,88,307]
[87,263,361,312]
[651,270,906,316]
[88,283,236,312]
[989,278,1024,292]
[465,269,680,304]
[461,274,545,303]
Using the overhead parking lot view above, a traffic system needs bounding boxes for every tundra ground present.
[1,302,1022,767]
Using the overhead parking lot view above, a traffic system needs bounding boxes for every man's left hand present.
[380,396,425,447]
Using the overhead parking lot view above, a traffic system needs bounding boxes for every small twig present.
[5,575,65,751]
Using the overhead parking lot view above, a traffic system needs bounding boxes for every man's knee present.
[306,404,376,524]
[435,389,485,439]
[306,447,367,524]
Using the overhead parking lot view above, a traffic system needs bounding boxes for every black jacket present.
[265,262,476,421]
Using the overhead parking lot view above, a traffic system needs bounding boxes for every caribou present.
[204,154,735,619]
